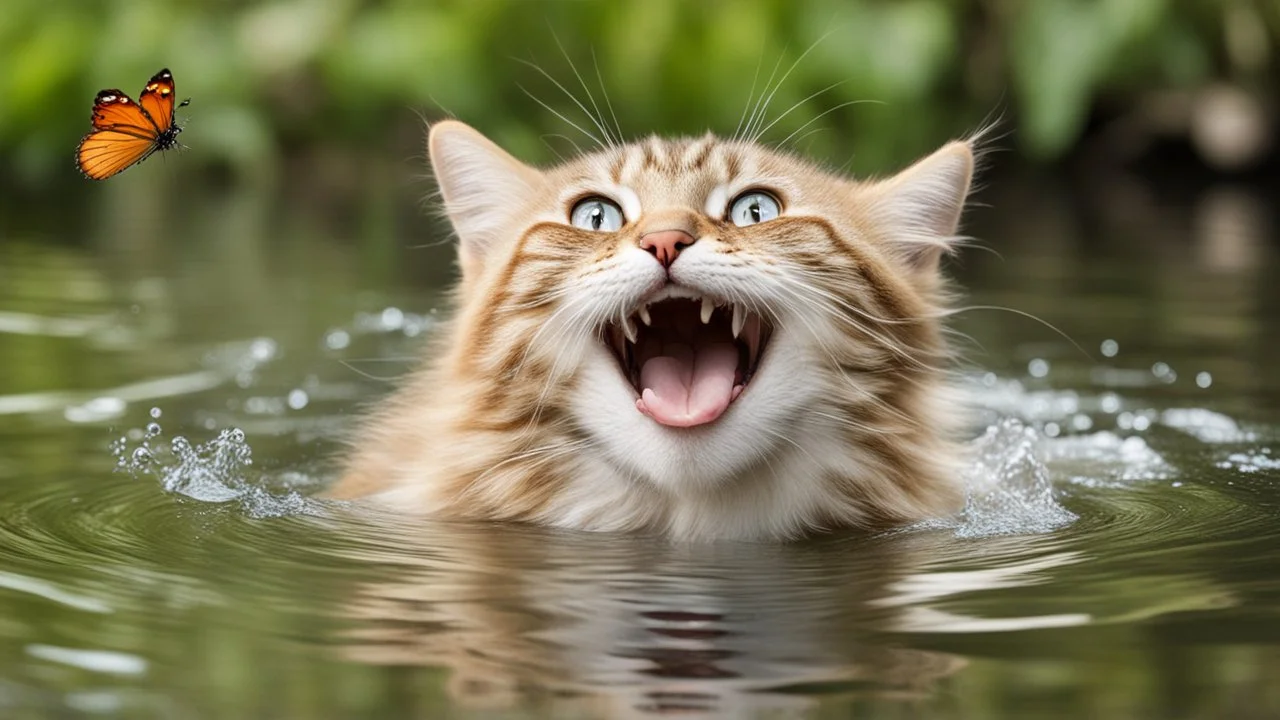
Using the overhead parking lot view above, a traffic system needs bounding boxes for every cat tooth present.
[731,303,746,339]
[700,297,714,324]
[638,304,651,326]
[622,316,638,344]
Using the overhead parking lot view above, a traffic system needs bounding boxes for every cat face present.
[428,122,973,499]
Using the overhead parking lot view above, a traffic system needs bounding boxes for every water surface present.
[1,168,1278,718]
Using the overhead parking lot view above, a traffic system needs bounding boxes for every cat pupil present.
[591,207,603,229]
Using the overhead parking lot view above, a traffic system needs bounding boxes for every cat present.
[329,119,978,541]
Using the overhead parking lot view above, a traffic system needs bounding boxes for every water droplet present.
[145,423,162,438]
[1028,359,1050,378]
[380,307,404,331]
[287,389,309,410]
[1196,371,1213,388]
[132,447,152,463]
[249,337,278,363]
[1100,339,1119,357]
[1100,393,1121,414]
[150,407,162,419]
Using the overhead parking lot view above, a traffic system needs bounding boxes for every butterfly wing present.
[87,88,159,135]
[76,90,160,180]
[77,129,160,180]
[137,68,178,132]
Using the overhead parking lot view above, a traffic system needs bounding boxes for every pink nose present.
[639,230,696,268]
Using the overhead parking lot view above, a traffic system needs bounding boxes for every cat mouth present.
[604,289,771,428]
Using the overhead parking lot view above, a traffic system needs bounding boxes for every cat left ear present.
[865,141,975,274]
[428,121,544,281]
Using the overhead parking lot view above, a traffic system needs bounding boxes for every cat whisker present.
[774,99,885,149]
[516,81,605,150]
[946,305,1092,360]
[549,31,619,147]
[517,51,614,150]
[590,47,624,144]
[734,48,768,142]
[738,50,788,144]
[750,79,847,144]
[746,30,834,142]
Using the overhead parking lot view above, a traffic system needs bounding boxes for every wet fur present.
[330,122,978,541]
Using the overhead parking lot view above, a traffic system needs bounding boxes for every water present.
[2,169,1279,718]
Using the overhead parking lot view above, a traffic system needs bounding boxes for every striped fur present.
[330,120,977,541]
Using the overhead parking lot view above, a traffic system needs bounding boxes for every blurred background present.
[2,0,1278,187]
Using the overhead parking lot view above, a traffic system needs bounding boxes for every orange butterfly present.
[76,68,190,181]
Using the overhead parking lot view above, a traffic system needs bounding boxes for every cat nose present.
[639,230,696,268]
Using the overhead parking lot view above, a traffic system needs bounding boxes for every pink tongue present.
[637,341,739,427]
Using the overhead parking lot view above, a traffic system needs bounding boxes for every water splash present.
[916,419,1078,538]
[957,419,1079,537]
[112,410,319,518]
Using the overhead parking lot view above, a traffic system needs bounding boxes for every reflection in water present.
[333,517,966,717]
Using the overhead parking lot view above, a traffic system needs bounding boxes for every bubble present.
[1100,339,1119,357]
[1132,415,1152,432]
[1044,422,1060,437]
[325,329,351,350]
[150,407,162,419]
[1100,393,1121,414]
[380,307,405,331]
[250,338,277,363]
[287,389,309,410]
[1028,359,1050,378]
[145,423,162,438]
[1152,362,1171,378]
[132,447,152,463]
[1196,372,1213,388]
[1071,414,1093,431]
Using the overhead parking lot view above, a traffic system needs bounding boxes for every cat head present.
[428,121,975,496]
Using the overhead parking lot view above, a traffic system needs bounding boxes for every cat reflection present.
[333,515,964,717]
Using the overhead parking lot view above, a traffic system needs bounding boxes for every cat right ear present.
[428,121,543,280]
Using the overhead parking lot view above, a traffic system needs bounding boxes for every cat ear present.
[428,121,543,280]
[864,141,975,274]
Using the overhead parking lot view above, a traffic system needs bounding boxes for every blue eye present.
[728,191,781,227]
[570,197,624,232]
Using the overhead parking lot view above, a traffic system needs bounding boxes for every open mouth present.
[604,289,772,427]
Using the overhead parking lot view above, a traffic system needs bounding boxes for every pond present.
[1,162,1278,718]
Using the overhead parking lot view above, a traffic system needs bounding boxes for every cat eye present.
[728,191,781,227]
[570,197,625,232]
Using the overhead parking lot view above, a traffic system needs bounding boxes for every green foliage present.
[1,0,1276,184]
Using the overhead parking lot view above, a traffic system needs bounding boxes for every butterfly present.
[76,68,190,181]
